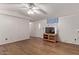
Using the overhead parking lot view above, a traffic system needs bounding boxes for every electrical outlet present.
[5,38,8,40]
[75,38,76,41]
[74,38,77,43]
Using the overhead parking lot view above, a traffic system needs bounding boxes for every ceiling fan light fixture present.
[32,7,39,10]
[28,10,34,14]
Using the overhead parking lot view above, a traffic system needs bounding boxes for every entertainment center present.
[43,27,57,42]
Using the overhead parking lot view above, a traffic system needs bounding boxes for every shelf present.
[43,33,57,43]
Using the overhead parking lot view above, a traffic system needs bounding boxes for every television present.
[45,27,55,34]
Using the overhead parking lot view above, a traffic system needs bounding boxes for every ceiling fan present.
[23,3,47,15]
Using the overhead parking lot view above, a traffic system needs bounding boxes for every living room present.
[0,3,79,55]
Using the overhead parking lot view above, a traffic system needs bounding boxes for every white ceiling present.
[0,3,79,21]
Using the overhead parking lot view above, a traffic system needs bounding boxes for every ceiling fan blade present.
[38,8,47,15]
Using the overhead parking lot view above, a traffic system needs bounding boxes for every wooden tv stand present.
[43,33,57,42]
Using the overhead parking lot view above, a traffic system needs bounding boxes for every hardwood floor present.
[0,37,79,55]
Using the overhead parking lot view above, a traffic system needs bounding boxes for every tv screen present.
[45,27,55,34]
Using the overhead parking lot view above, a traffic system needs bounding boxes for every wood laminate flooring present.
[0,37,79,55]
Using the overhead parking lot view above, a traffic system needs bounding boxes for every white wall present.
[32,19,47,38]
[58,15,79,45]
[0,10,30,45]
[29,22,34,37]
